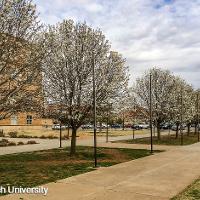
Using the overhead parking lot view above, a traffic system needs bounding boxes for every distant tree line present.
[0,0,129,155]
[133,68,199,139]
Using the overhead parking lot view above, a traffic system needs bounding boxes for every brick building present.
[0,33,53,127]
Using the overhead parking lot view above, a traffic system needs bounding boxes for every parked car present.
[124,124,132,128]
[171,125,185,131]
[160,123,173,130]
[97,123,110,129]
[137,124,149,129]
[141,124,149,129]
[111,124,121,129]
[132,125,143,130]
[52,124,68,130]
[81,124,93,129]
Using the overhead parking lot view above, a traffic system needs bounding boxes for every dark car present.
[161,124,172,130]
[124,124,132,128]
[111,124,121,129]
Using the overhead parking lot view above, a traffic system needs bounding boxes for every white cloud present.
[85,3,103,13]
[33,0,200,88]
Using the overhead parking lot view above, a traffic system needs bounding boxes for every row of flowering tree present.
[0,0,129,155]
[133,68,199,140]
[1,0,199,154]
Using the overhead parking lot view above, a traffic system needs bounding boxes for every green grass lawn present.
[0,146,160,196]
[171,178,200,200]
[82,129,148,137]
[113,133,199,146]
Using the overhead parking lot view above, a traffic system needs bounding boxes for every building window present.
[11,115,18,125]
[27,115,32,124]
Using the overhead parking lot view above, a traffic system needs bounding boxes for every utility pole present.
[150,73,153,153]
[92,54,97,167]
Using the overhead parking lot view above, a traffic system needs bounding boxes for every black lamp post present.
[132,105,136,140]
[92,54,97,167]
[180,87,184,145]
[196,91,199,142]
[59,115,62,148]
[106,107,109,143]
[106,103,112,143]
[149,73,153,153]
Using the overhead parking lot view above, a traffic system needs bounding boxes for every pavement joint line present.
[85,187,168,199]
[122,191,170,199]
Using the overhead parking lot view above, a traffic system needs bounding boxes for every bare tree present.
[0,0,45,119]
[43,20,129,155]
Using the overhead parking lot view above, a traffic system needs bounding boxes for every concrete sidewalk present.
[1,142,200,200]
[0,133,153,155]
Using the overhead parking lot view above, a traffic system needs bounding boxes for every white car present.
[138,124,149,129]
[52,124,68,130]
[171,125,185,131]
[81,124,93,129]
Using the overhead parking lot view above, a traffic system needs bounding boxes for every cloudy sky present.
[33,0,200,88]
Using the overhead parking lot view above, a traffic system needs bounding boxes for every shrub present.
[0,130,5,137]
[64,135,70,140]
[0,141,7,147]
[1,139,9,143]
[0,139,18,146]
[61,135,69,140]
[7,141,16,146]
[48,135,58,139]
[47,135,54,139]
[18,134,32,138]
[39,135,46,139]
[8,131,18,138]
[17,141,25,145]
[27,140,37,145]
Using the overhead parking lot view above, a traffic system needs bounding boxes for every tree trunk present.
[157,122,161,140]
[175,123,179,139]
[187,124,190,136]
[153,124,156,136]
[70,128,77,156]
[122,114,125,130]
[195,123,197,135]
[99,121,102,133]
